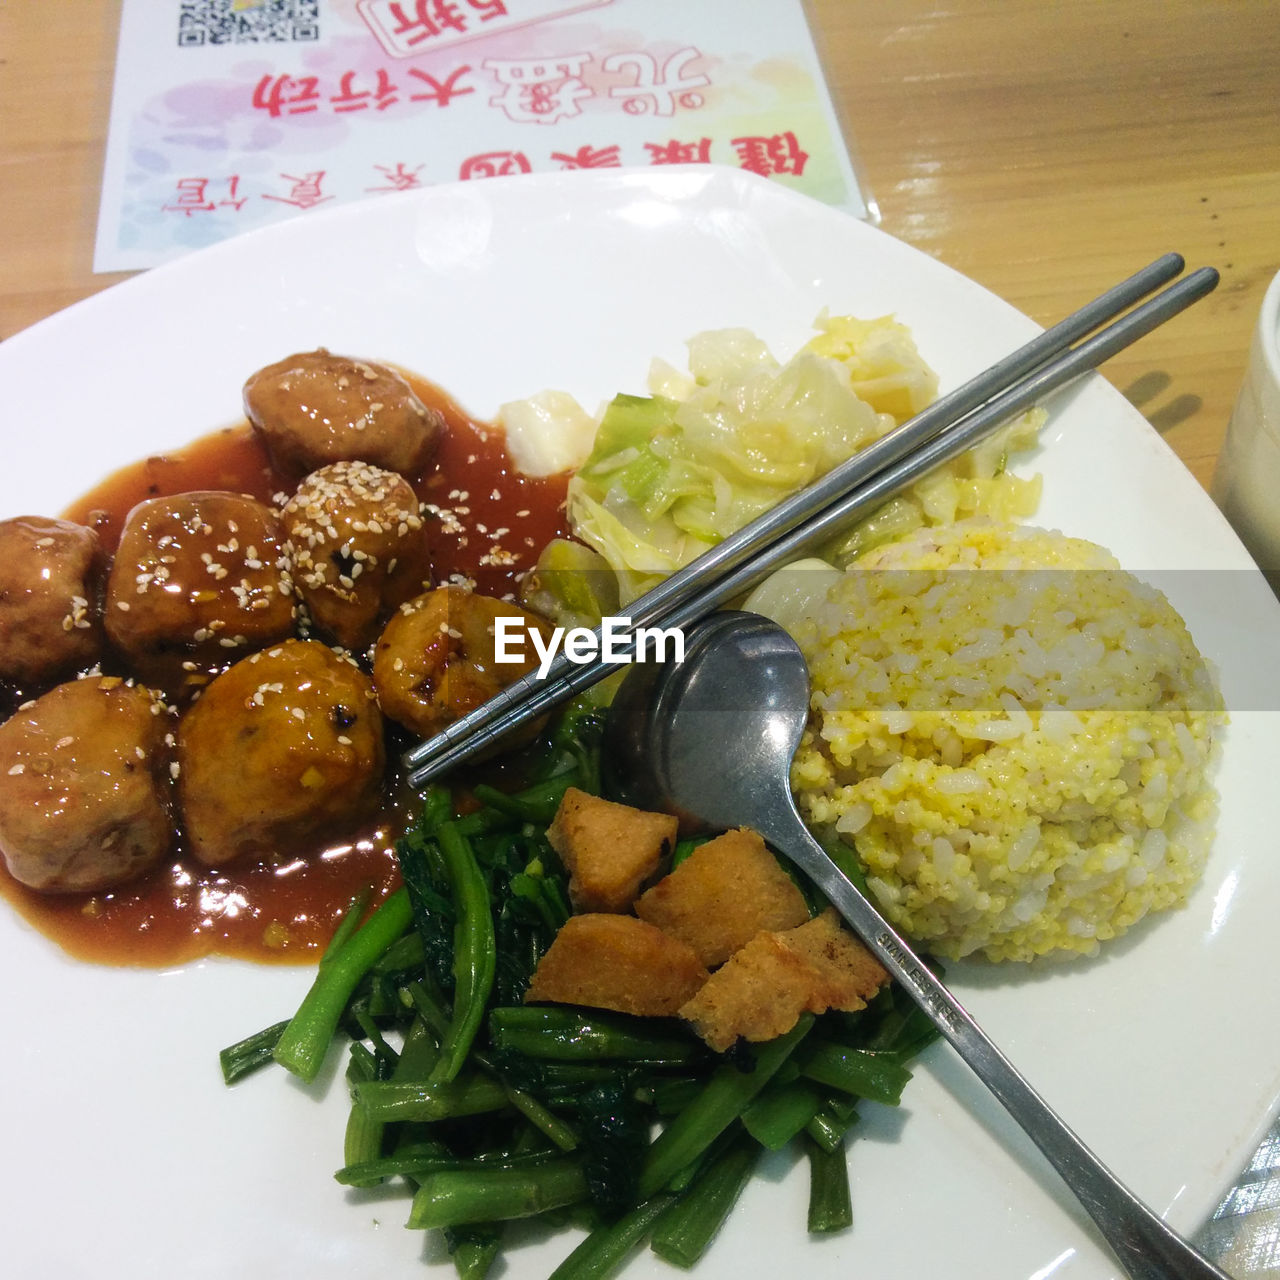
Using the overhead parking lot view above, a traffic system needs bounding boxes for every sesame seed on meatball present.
[283,461,431,653]
[105,491,296,693]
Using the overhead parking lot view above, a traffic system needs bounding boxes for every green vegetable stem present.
[548,1195,676,1280]
[218,1019,290,1087]
[638,1015,814,1199]
[429,823,497,1085]
[272,887,413,1083]
[799,1041,913,1106]
[650,1132,761,1267]
[741,1079,825,1150]
[805,1134,854,1234]
[408,1158,590,1230]
[489,1006,701,1065]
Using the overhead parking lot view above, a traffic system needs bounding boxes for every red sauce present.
[0,374,571,967]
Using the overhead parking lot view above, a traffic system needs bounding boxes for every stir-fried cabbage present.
[567,320,938,605]
[516,315,1041,621]
[498,390,599,478]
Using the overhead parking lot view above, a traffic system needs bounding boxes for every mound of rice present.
[791,520,1224,962]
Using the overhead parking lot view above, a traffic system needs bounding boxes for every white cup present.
[1213,269,1280,570]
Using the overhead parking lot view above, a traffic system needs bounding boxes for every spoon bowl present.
[603,609,1229,1280]
[603,609,809,838]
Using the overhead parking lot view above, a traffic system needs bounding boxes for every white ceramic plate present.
[2,166,1279,1280]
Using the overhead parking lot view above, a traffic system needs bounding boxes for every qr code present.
[178,0,320,46]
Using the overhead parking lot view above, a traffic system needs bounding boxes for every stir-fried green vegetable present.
[222,703,940,1279]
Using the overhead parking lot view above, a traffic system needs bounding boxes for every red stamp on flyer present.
[356,0,614,58]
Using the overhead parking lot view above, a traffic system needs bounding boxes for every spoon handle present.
[769,812,1231,1280]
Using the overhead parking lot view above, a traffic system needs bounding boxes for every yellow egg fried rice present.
[791,520,1224,962]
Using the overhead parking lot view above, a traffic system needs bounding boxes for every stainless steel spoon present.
[602,609,1231,1280]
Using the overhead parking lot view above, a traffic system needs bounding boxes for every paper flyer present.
[94,0,869,271]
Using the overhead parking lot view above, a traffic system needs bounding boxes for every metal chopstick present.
[405,253,1183,776]
[658,266,1220,627]
[405,256,1214,787]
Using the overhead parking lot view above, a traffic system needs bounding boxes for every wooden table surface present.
[2,0,1279,493]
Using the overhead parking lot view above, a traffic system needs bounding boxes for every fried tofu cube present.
[546,787,677,913]
[679,909,889,1052]
[525,913,708,1017]
[783,909,888,1009]
[634,827,810,968]
[679,932,819,1051]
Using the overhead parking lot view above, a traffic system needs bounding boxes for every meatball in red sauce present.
[105,491,296,693]
[177,639,385,867]
[283,461,431,654]
[244,349,443,476]
[0,516,104,687]
[0,676,174,893]
[372,585,549,740]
